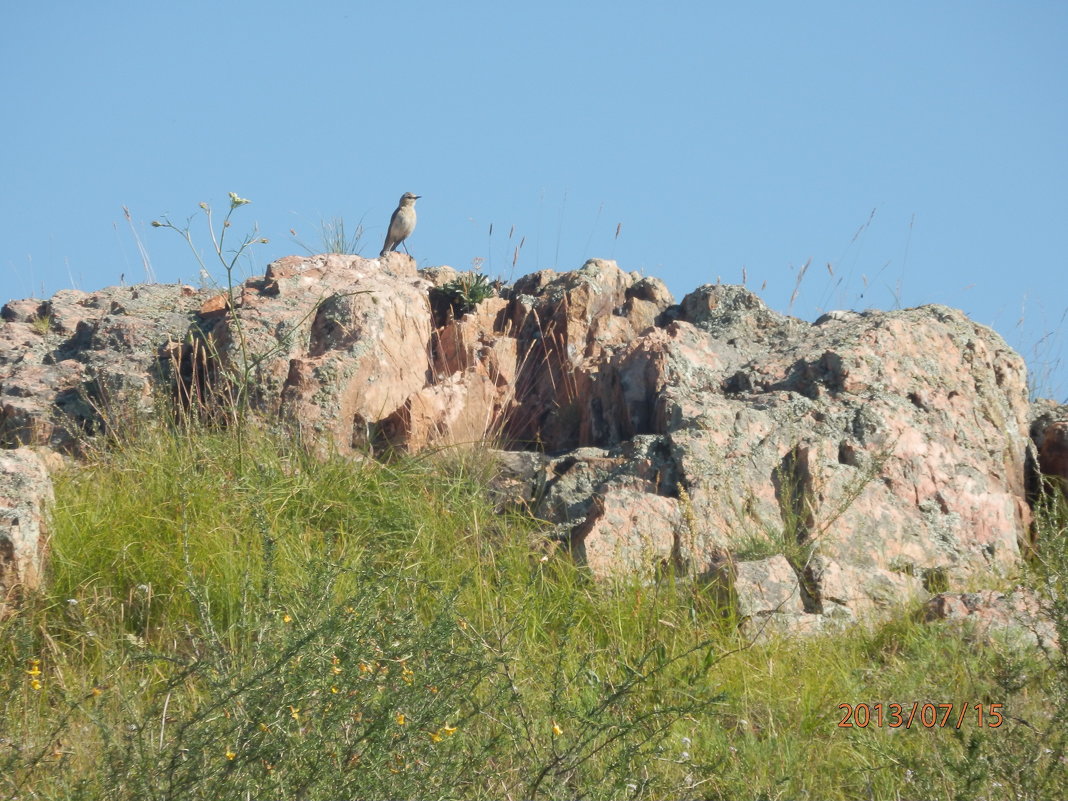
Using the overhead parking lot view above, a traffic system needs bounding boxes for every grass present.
[292,215,366,256]
[2,421,1068,799]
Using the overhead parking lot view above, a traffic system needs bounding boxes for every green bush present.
[430,273,497,319]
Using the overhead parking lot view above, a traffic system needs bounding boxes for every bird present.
[380,192,420,257]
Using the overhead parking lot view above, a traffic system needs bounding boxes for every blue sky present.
[3,1,1066,400]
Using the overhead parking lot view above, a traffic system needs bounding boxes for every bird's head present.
[400,192,420,205]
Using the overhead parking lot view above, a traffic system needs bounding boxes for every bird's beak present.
[414,195,422,199]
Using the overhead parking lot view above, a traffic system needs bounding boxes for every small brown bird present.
[380,192,420,257]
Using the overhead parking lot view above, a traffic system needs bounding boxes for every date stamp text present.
[837,703,1004,729]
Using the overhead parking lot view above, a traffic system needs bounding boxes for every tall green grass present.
[2,422,1067,799]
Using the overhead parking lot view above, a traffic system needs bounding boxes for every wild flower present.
[225,748,236,761]
[552,721,563,736]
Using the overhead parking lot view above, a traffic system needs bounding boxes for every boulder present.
[275,272,432,455]
[209,254,425,422]
[0,448,53,613]
[0,283,214,451]
[570,480,681,580]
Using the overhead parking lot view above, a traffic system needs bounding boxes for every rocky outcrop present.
[488,275,1034,630]
[0,448,53,613]
[1,252,1062,632]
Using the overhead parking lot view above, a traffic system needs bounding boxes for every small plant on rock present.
[152,193,267,410]
[29,314,53,336]
[431,272,497,319]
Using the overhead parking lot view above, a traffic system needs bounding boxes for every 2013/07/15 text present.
[837,702,1004,729]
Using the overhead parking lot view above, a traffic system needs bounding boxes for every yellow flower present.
[396,713,406,726]
[359,662,373,673]
[30,679,42,691]
[429,730,443,743]
[91,687,103,697]
[282,613,292,624]
[259,723,270,732]
[443,723,458,735]
[26,661,42,677]
[552,721,563,736]
[332,665,342,675]
[289,706,300,721]
[225,748,236,760]
[331,686,339,694]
